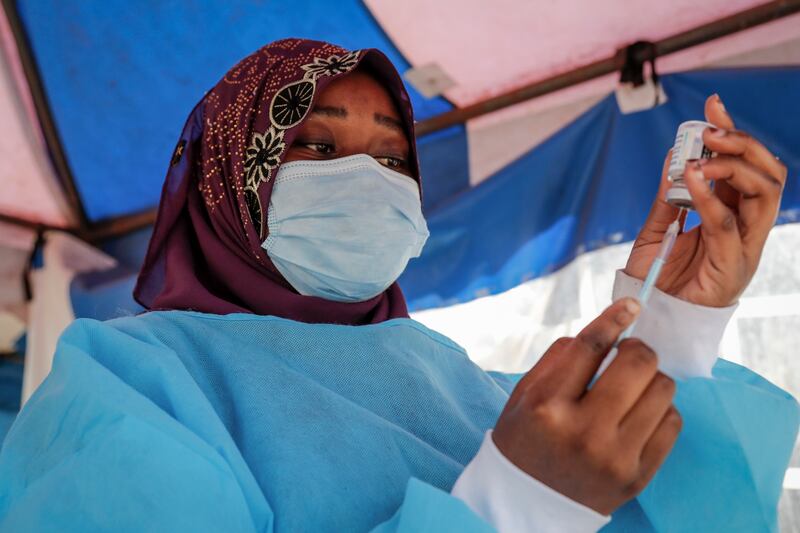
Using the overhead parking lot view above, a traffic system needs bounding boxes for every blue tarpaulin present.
[399,68,800,310]
[16,0,454,221]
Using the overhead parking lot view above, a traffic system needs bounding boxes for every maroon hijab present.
[134,39,421,325]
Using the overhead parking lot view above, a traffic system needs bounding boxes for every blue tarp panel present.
[70,267,145,322]
[400,67,800,310]
[417,125,471,212]
[0,358,22,414]
[16,0,452,222]
[0,342,24,442]
[69,227,152,321]
[97,226,156,272]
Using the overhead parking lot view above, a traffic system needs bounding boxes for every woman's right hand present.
[492,299,682,516]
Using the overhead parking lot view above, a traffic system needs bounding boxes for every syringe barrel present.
[656,220,681,262]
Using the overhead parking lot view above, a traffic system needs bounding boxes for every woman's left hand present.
[624,94,788,307]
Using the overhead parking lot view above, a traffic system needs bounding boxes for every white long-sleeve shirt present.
[451,270,738,532]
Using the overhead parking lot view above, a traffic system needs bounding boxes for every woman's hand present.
[493,299,681,515]
[624,94,787,307]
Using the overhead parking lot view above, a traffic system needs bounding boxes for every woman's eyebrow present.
[374,113,403,132]
[312,105,348,118]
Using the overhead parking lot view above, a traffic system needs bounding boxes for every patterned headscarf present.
[134,39,420,324]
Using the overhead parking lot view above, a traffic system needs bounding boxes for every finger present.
[713,179,740,212]
[701,156,783,206]
[704,94,735,130]
[515,336,574,396]
[582,339,659,423]
[636,151,683,245]
[637,407,682,485]
[702,129,787,188]
[699,157,782,248]
[683,162,743,262]
[619,372,676,450]
[701,94,738,212]
[556,298,641,398]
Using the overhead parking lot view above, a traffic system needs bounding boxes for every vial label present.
[668,120,713,179]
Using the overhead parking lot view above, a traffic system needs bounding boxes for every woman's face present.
[283,70,412,176]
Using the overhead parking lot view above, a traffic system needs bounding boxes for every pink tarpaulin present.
[465,26,800,184]
[366,0,800,106]
[0,9,71,234]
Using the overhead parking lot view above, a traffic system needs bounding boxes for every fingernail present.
[623,298,640,316]
[687,165,706,184]
[708,127,727,138]
[697,158,710,166]
[684,160,704,173]
[713,93,726,112]
[615,299,640,326]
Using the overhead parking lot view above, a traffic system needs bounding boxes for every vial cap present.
[665,186,694,209]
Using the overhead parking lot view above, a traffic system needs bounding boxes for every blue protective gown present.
[0,311,796,532]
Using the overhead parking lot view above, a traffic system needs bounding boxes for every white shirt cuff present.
[451,431,610,533]
[611,269,737,379]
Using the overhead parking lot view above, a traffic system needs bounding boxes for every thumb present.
[638,150,684,241]
[705,94,735,130]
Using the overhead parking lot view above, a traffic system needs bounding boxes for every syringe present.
[617,209,685,343]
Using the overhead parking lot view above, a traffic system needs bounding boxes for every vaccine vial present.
[666,120,714,209]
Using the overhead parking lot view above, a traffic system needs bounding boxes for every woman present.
[0,39,796,532]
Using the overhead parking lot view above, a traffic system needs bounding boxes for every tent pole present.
[415,0,800,136]
[0,213,57,233]
[83,209,158,242]
[0,209,156,243]
[1,0,91,230]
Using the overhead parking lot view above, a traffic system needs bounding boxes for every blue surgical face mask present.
[262,154,429,303]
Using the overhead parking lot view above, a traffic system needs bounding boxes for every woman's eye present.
[375,156,407,170]
[303,142,334,154]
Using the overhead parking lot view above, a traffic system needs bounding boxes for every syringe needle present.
[616,209,684,344]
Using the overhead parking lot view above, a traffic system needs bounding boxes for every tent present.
[1,0,799,525]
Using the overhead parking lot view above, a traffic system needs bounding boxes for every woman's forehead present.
[313,70,402,118]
